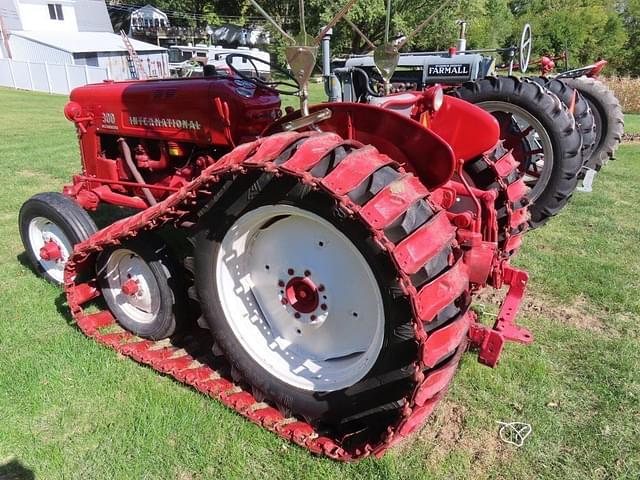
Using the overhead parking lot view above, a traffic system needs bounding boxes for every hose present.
[117,137,157,206]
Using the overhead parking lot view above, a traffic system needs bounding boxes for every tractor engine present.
[63,77,281,210]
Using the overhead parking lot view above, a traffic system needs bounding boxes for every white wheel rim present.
[215,205,385,392]
[28,216,73,283]
[102,249,161,324]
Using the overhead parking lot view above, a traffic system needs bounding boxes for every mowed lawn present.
[0,87,639,480]
[624,113,640,135]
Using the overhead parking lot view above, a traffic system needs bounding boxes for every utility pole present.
[0,16,13,59]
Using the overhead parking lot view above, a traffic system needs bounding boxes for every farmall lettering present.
[128,115,202,131]
[427,64,471,76]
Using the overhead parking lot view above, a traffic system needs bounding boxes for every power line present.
[105,2,284,23]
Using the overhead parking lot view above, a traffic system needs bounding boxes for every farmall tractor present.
[19,1,534,459]
[328,16,625,223]
[538,58,625,192]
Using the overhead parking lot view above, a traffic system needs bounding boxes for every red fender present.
[332,89,501,163]
[429,95,501,161]
[266,102,456,189]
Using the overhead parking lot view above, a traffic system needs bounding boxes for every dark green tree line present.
[135,0,639,74]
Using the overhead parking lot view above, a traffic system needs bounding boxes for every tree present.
[124,0,638,74]
[618,0,640,74]
[509,0,627,69]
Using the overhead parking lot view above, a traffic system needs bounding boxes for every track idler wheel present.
[97,236,185,340]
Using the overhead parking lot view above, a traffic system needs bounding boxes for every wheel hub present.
[28,216,73,283]
[121,278,139,296]
[284,276,319,314]
[39,240,62,261]
[215,204,385,392]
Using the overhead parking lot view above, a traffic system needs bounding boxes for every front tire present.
[19,192,98,285]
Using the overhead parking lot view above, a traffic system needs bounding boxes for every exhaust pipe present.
[457,20,467,53]
[321,28,341,102]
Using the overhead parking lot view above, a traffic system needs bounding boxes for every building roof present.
[10,31,166,54]
[132,4,169,18]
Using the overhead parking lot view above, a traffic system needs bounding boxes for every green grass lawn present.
[1,87,639,480]
[624,113,640,135]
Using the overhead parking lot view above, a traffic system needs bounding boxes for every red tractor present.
[18,2,533,460]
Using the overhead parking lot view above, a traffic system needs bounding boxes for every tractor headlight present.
[64,101,82,121]
[432,86,444,112]
[422,85,444,113]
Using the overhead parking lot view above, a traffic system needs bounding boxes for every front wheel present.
[19,192,98,285]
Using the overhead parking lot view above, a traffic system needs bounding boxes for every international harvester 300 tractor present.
[19,1,535,460]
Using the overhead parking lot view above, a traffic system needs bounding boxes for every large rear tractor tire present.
[562,76,624,170]
[530,77,597,163]
[452,76,583,228]
[194,134,471,444]
[19,192,97,285]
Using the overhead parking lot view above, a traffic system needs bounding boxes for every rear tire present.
[530,77,597,163]
[562,76,624,170]
[194,135,469,439]
[452,76,583,228]
[19,192,97,285]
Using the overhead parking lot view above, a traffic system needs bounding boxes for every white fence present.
[0,58,110,95]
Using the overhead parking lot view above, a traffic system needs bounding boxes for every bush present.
[602,76,640,113]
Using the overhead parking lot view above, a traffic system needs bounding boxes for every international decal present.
[128,115,202,130]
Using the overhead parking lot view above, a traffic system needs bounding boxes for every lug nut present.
[294,312,301,319]
[278,280,285,287]
[320,303,327,311]
[304,270,311,277]
[287,268,294,275]
[318,284,325,292]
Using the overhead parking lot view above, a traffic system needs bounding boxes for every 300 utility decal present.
[100,112,118,130]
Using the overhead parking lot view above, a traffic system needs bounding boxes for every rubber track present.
[63,131,473,461]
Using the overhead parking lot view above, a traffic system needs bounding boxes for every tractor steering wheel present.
[225,53,300,95]
[519,23,532,73]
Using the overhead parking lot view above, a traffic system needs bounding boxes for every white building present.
[129,4,169,31]
[0,0,168,80]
